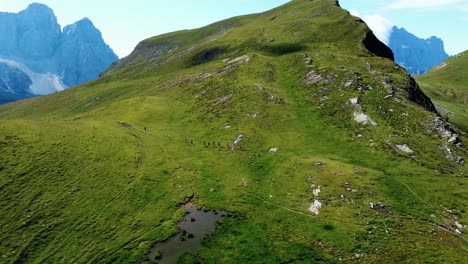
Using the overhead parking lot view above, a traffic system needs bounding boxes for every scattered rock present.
[349,97,359,105]
[232,134,244,150]
[455,221,465,229]
[354,112,377,126]
[369,202,391,214]
[227,55,251,64]
[269,147,279,153]
[213,94,233,105]
[448,135,459,144]
[441,145,453,160]
[304,70,324,85]
[344,80,354,87]
[349,98,377,126]
[241,178,247,187]
[396,144,414,154]
[430,117,463,147]
[383,77,393,85]
[309,200,322,215]
[313,187,321,197]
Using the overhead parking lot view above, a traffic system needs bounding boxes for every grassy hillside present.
[416,50,468,131]
[0,0,466,263]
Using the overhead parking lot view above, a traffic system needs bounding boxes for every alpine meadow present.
[0,0,466,263]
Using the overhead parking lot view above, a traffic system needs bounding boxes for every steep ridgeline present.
[0,3,118,104]
[416,50,468,131]
[389,26,449,76]
[0,0,466,263]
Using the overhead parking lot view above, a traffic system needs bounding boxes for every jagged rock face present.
[16,3,62,61]
[362,31,394,61]
[59,18,118,86]
[389,26,449,76]
[0,3,118,102]
[0,63,33,104]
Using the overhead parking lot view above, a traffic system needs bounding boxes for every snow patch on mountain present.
[0,59,67,95]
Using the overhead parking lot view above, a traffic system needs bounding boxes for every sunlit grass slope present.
[0,0,466,263]
[416,50,468,131]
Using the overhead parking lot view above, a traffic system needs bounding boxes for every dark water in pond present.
[148,203,225,263]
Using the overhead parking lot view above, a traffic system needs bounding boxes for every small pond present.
[148,203,225,263]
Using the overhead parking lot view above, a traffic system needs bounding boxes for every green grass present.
[416,50,468,131]
[0,0,466,263]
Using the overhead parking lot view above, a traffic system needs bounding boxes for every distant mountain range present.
[388,26,449,76]
[0,3,117,104]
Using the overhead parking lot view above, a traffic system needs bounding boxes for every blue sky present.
[1,0,467,57]
[0,0,289,57]
[340,0,468,55]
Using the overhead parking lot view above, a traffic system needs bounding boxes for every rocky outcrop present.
[362,31,394,61]
[405,77,437,113]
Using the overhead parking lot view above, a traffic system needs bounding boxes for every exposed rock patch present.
[430,116,463,147]
[309,185,322,215]
[232,134,244,150]
[269,147,279,153]
[309,200,322,215]
[304,70,324,85]
[349,97,377,126]
[396,144,414,154]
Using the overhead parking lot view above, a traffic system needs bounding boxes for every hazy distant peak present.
[62,17,103,41]
[21,2,57,22]
[25,3,54,13]
[18,2,60,34]
[389,26,449,75]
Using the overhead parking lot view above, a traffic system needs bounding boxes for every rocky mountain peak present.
[63,17,102,40]
[19,3,60,33]
[0,3,117,103]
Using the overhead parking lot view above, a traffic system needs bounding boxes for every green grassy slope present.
[0,0,466,263]
[416,50,468,131]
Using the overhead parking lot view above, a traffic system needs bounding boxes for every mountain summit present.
[0,3,118,103]
[0,0,465,263]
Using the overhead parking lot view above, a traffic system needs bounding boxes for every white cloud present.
[349,11,394,45]
[348,9,360,17]
[363,15,394,45]
[385,0,464,9]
